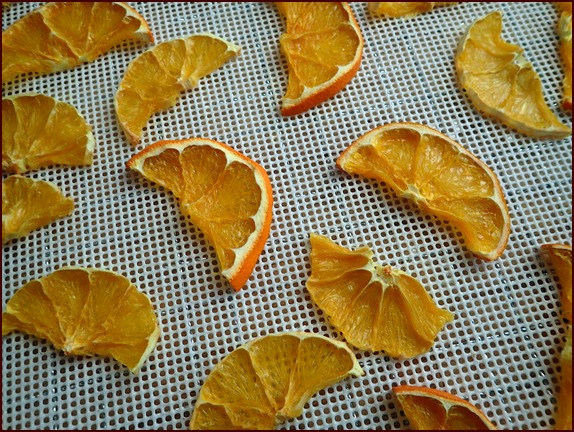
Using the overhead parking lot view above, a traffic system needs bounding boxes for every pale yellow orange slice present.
[337,123,511,260]
[2,93,95,174]
[115,33,240,145]
[307,233,453,358]
[2,2,152,83]
[455,11,571,139]
[2,175,74,244]
[276,2,364,115]
[189,332,363,429]
[2,267,160,373]
[127,138,273,291]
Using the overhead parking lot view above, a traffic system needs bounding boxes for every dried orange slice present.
[393,385,497,430]
[368,2,457,18]
[557,11,572,110]
[189,332,363,429]
[556,326,572,430]
[2,2,152,83]
[2,268,160,373]
[541,244,572,322]
[455,11,571,139]
[2,175,74,244]
[2,93,95,174]
[337,123,511,260]
[127,138,273,291]
[556,2,573,14]
[276,2,364,116]
[307,233,453,358]
[115,33,240,145]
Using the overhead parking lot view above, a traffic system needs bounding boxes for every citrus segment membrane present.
[2,268,160,373]
[393,385,497,430]
[2,2,152,83]
[2,175,74,244]
[276,2,364,115]
[541,244,572,322]
[115,33,240,145]
[337,123,511,260]
[127,138,273,291]
[307,233,453,358]
[455,11,571,139]
[2,93,95,174]
[189,332,363,429]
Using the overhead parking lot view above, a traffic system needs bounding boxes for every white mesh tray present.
[2,2,572,430]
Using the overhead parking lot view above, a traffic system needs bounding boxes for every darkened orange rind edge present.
[127,138,273,292]
[393,385,497,430]
[280,2,365,116]
[335,122,511,261]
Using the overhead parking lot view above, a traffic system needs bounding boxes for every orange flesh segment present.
[394,385,497,430]
[2,268,159,373]
[307,233,453,358]
[337,123,510,260]
[2,2,151,83]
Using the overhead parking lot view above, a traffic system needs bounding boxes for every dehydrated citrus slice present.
[393,385,497,430]
[556,326,572,430]
[541,244,572,322]
[455,11,571,139]
[337,123,511,260]
[307,233,453,358]
[557,11,572,110]
[189,332,364,429]
[2,2,152,83]
[2,175,74,244]
[2,93,95,174]
[115,33,240,145]
[368,2,457,18]
[127,138,273,291]
[556,2,573,14]
[2,268,160,373]
[276,2,364,116]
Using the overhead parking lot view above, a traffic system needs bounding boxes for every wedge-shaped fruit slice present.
[368,2,457,18]
[2,93,95,174]
[455,11,571,139]
[556,326,572,430]
[276,2,364,116]
[307,233,453,358]
[541,243,572,322]
[2,2,152,83]
[189,332,364,429]
[393,385,497,430]
[115,33,240,145]
[337,123,511,260]
[2,268,160,373]
[127,138,272,291]
[2,175,74,244]
[557,11,572,110]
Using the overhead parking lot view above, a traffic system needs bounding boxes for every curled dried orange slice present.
[2,268,160,373]
[337,123,511,260]
[115,33,240,145]
[276,2,364,115]
[2,2,152,83]
[455,11,571,139]
[557,10,572,110]
[541,243,572,322]
[307,233,453,358]
[2,175,74,244]
[189,332,363,429]
[556,326,572,430]
[393,385,497,430]
[127,138,273,291]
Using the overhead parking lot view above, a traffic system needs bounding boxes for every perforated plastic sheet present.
[2,2,572,430]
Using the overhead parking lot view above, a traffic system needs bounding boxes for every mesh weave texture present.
[2,2,572,430]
